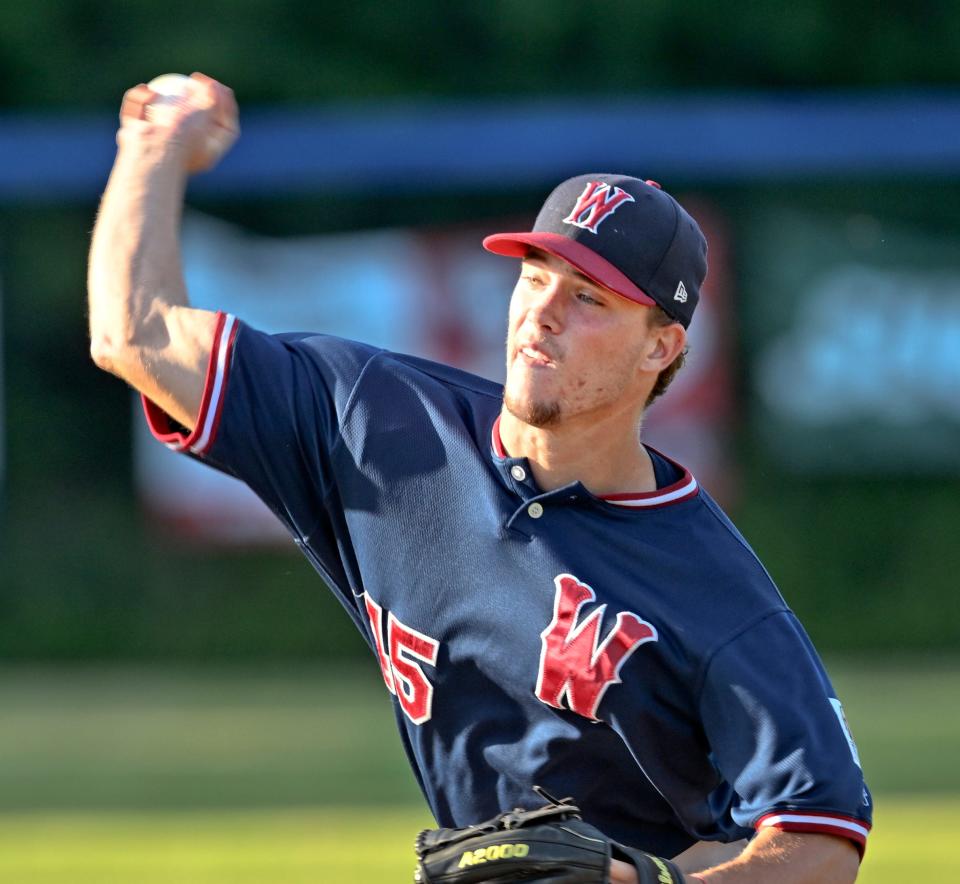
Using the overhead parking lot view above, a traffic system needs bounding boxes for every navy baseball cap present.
[483,174,707,328]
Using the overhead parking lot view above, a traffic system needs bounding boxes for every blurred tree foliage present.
[1,0,960,110]
[0,1,958,659]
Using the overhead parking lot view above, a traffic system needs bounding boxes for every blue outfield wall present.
[3,91,960,201]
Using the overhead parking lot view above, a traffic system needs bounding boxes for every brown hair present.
[645,307,687,408]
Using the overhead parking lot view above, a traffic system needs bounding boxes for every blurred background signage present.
[745,209,960,472]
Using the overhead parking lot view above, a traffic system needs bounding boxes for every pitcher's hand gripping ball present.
[413,789,684,883]
[119,72,239,173]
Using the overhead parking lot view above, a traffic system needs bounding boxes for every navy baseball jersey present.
[144,312,873,858]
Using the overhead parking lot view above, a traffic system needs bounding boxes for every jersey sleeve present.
[697,610,873,856]
[141,311,382,541]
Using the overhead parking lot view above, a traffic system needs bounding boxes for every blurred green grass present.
[0,660,956,881]
[0,665,420,810]
[0,808,434,883]
[830,658,960,794]
[0,799,951,883]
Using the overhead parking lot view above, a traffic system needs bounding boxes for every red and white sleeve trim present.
[756,811,871,857]
[141,312,239,457]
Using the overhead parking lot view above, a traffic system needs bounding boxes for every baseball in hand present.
[123,72,239,172]
[144,73,196,125]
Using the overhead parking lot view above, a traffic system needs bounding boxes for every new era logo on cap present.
[674,281,688,303]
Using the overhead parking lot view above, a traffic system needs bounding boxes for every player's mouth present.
[517,344,556,368]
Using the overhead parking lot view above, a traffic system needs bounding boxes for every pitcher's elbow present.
[90,335,132,379]
[90,335,112,371]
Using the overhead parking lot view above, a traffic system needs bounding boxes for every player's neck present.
[498,407,656,496]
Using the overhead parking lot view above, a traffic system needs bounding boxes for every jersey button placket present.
[510,465,527,481]
[527,502,544,519]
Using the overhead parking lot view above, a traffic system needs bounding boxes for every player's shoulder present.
[342,348,505,430]
[237,323,384,375]
[340,347,504,461]
[660,484,795,660]
[237,323,501,404]
[269,328,383,365]
[649,467,788,614]
[694,487,765,558]
[644,449,775,574]
[376,350,504,401]
[265,328,501,396]
[694,487,781,582]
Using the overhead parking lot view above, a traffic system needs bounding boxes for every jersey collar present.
[490,415,699,510]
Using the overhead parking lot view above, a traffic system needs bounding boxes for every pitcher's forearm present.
[87,74,238,428]
[683,830,859,883]
[88,73,238,370]
[88,136,190,370]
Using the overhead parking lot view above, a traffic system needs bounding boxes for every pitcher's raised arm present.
[87,72,239,429]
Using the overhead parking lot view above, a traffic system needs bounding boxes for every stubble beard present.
[503,331,563,427]
[503,389,563,428]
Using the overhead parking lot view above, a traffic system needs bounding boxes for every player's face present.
[503,252,663,429]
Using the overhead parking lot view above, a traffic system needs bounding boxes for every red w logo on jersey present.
[535,574,658,721]
[562,181,636,234]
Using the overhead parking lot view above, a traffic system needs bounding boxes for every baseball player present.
[88,74,871,883]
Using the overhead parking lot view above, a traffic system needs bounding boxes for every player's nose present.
[525,279,566,334]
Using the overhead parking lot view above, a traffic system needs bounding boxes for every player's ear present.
[640,320,686,374]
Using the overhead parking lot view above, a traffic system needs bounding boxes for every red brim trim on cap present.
[482,231,656,307]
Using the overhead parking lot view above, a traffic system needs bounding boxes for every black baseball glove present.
[413,788,684,883]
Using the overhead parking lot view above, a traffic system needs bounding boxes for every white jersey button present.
[527,502,544,519]
[510,465,527,481]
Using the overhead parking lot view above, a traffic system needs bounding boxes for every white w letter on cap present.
[563,182,636,234]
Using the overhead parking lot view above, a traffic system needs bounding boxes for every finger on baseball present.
[218,85,239,133]
[191,73,240,134]
[189,71,218,86]
[189,71,226,107]
[188,73,238,127]
[120,84,156,122]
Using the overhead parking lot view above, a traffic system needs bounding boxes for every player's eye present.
[522,273,546,288]
[576,290,603,306]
